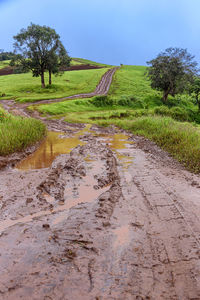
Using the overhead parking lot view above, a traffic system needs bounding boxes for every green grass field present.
[0,67,108,102]
[0,60,10,69]
[0,107,46,156]
[109,65,156,98]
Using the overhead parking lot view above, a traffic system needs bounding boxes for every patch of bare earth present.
[0,124,200,300]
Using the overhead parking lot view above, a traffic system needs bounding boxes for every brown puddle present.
[95,133,134,168]
[16,125,134,170]
[16,127,90,170]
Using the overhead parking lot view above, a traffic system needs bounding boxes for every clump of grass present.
[0,108,46,156]
[95,116,200,173]
[153,106,190,122]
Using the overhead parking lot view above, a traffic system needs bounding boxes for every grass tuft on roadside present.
[95,116,200,173]
[0,108,46,156]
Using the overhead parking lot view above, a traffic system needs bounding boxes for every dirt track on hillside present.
[1,67,119,110]
[0,67,200,299]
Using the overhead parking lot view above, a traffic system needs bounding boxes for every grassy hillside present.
[109,65,156,98]
[72,57,112,67]
[0,67,108,102]
[0,107,46,156]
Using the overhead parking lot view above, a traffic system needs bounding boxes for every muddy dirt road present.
[0,122,200,300]
[0,66,200,299]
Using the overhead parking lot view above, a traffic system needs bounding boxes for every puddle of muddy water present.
[16,125,134,170]
[93,133,134,169]
[16,127,90,170]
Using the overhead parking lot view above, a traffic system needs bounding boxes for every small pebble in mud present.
[64,249,77,260]
[42,224,50,229]
[58,200,65,205]
[102,221,111,227]
[94,185,99,190]
[26,198,33,204]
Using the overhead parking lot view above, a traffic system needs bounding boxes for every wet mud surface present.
[0,123,200,299]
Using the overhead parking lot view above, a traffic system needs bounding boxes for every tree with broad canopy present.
[13,23,71,87]
[146,47,198,103]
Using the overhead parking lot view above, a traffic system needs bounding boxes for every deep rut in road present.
[0,124,200,299]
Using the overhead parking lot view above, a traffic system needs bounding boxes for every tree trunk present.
[41,71,45,88]
[198,101,200,112]
[162,90,169,103]
[49,70,52,85]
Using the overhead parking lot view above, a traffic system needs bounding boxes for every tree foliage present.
[0,50,16,61]
[190,77,200,111]
[147,48,198,102]
[13,23,71,87]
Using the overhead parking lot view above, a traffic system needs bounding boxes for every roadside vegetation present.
[0,107,46,156]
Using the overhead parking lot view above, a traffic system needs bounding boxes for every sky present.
[0,0,200,66]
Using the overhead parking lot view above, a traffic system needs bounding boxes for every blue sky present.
[0,0,200,65]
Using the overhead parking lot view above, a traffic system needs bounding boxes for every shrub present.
[170,107,189,121]
[90,95,114,107]
[154,106,171,116]
[117,95,144,109]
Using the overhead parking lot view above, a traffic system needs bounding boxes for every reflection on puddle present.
[93,133,134,169]
[16,125,134,170]
[16,125,93,170]
[16,131,86,170]
[113,225,130,248]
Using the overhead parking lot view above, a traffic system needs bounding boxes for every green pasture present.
[0,67,108,102]
[0,60,10,69]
